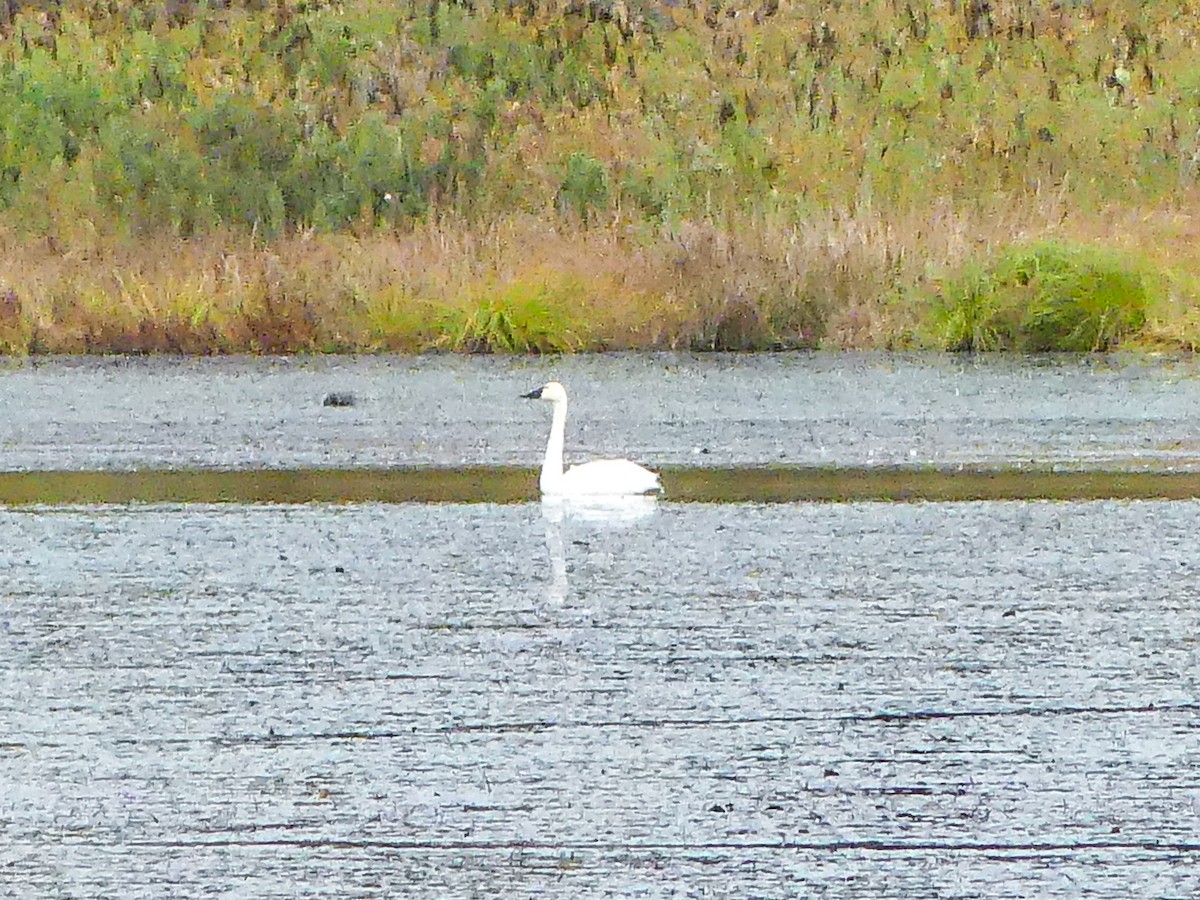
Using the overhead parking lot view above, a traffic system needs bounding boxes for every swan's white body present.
[523,381,661,497]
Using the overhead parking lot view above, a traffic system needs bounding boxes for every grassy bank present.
[0,0,1199,352]
[4,201,1200,353]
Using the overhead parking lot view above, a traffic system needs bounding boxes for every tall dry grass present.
[2,190,1193,353]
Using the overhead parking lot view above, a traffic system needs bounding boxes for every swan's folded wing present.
[562,458,661,495]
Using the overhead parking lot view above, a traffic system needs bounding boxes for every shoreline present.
[1,204,1197,356]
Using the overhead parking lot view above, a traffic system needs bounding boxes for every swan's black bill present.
[521,387,544,399]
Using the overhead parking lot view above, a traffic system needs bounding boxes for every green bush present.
[333,112,427,224]
[557,151,609,220]
[190,93,302,234]
[436,278,585,353]
[95,115,215,235]
[925,261,1010,352]
[928,242,1157,352]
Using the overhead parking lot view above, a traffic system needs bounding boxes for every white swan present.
[522,381,662,496]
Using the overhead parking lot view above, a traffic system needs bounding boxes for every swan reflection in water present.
[540,495,659,604]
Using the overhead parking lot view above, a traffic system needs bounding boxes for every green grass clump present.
[927,242,1157,352]
[435,278,585,353]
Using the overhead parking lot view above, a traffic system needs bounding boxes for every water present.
[1,352,1200,471]
[2,500,1199,897]
[3,353,1200,896]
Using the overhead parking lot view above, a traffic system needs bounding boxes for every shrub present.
[436,277,586,353]
[925,261,1011,352]
[927,242,1157,352]
[189,92,301,234]
[557,152,609,221]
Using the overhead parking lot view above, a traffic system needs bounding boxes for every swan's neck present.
[540,398,567,493]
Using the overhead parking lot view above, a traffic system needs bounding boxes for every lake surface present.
[2,499,1199,897]
[2,353,1200,471]
[2,353,1199,897]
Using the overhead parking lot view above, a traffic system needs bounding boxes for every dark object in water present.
[323,391,357,408]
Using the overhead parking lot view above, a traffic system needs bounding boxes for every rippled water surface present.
[3,499,1199,897]
[3,353,1200,470]
[3,353,1199,896]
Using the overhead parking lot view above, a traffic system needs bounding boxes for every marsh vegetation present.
[0,0,1197,352]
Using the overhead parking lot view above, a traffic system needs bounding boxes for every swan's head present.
[521,381,568,404]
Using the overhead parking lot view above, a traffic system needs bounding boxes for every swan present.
[522,381,662,497]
